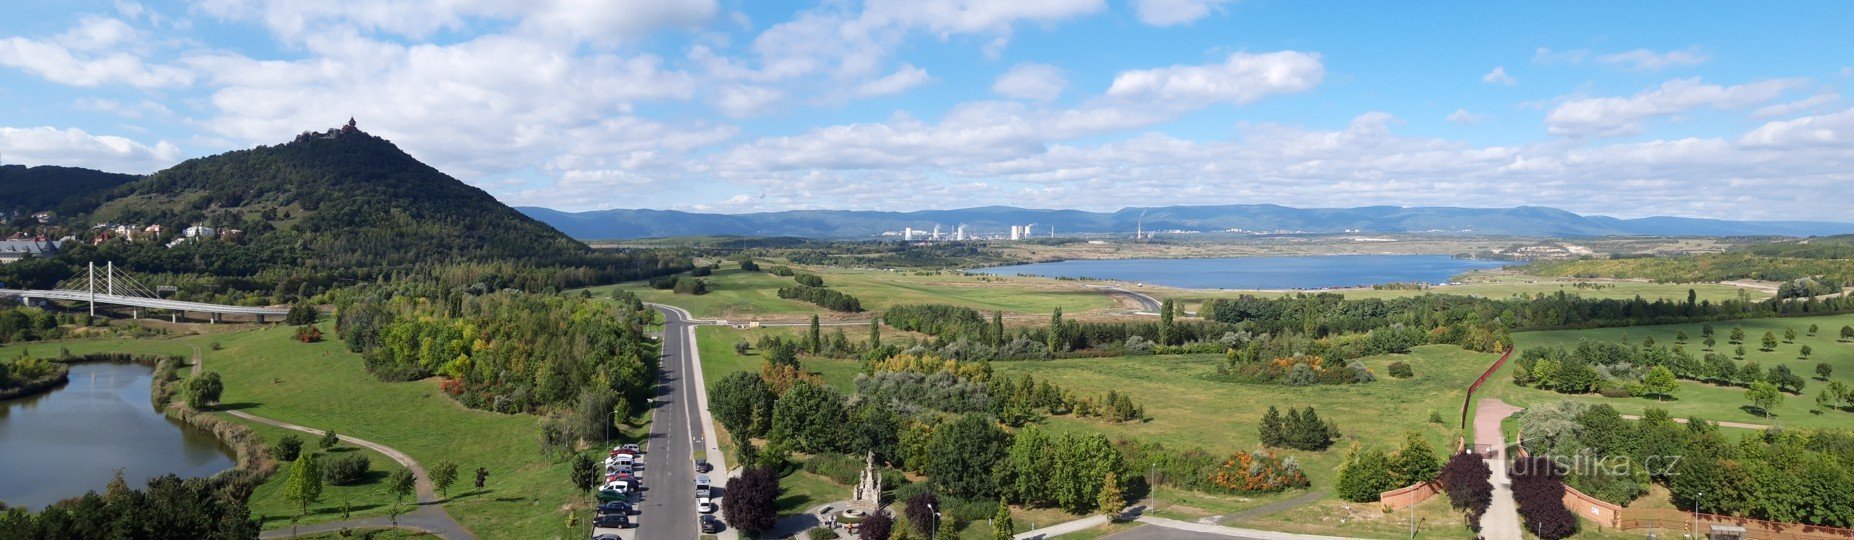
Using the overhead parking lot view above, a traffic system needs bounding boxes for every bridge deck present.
[0,289,292,316]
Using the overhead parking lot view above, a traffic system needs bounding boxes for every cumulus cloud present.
[861,0,1105,35]
[1446,109,1488,124]
[854,64,932,97]
[0,28,193,88]
[1106,51,1323,106]
[1546,77,1804,137]
[1130,0,1237,26]
[1740,107,1854,147]
[992,63,1067,102]
[0,126,181,173]
[1482,66,1516,85]
[1752,92,1840,119]
[191,0,717,43]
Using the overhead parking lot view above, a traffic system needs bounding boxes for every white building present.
[184,225,218,239]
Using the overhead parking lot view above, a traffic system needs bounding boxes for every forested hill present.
[84,127,586,267]
[520,204,1854,240]
[0,164,139,217]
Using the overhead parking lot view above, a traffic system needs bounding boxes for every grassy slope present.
[1483,313,1854,429]
[1146,271,1767,313]
[3,326,583,539]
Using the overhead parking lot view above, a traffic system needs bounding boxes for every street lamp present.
[1692,491,1702,540]
[928,502,940,540]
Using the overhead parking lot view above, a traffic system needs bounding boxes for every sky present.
[2,1,1852,221]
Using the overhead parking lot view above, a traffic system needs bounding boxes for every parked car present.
[700,515,723,534]
[698,497,717,514]
[596,488,629,503]
[621,444,641,453]
[695,459,712,473]
[593,512,630,529]
[592,535,621,540]
[597,501,633,515]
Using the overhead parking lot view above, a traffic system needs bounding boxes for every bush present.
[319,430,339,450]
[320,453,372,485]
[1334,446,1397,502]
[286,304,318,325]
[794,274,825,287]
[802,453,865,485]
[739,259,761,272]
[1387,361,1414,379]
[274,435,304,461]
[691,266,713,277]
[808,527,840,540]
[673,277,708,295]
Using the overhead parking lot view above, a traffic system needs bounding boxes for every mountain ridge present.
[518,204,1854,240]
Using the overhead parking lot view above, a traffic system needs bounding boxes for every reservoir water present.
[972,254,1507,290]
[0,362,235,509]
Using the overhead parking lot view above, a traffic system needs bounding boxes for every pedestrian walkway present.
[1474,398,1523,540]
[1134,516,1354,540]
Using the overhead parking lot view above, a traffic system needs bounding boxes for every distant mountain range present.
[518,204,1854,240]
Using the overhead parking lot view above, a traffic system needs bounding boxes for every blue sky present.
[3,1,1852,220]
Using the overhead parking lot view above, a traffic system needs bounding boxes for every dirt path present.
[1620,414,1773,430]
[187,345,473,540]
[1474,398,1524,540]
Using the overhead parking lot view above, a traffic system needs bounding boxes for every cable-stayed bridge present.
[0,261,291,322]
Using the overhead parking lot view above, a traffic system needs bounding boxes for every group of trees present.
[0,306,62,344]
[777,285,863,312]
[1333,433,1443,502]
[1218,355,1376,387]
[649,275,708,295]
[1512,339,1809,400]
[0,356,67,400]
[996,427,1124,512]
[0,472,263,539]
[1257,406,1337,451]
[335,285,659,419]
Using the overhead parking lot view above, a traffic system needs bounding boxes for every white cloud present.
[715,84,785,117]
[1532,47,1589,65]
[0,126,181,173]
[192,0,717,44]
[1130,0,1237,26]
[1594,47,1709,71]
[73,98,175,119]
[1740,107,1854,147]
[0,32,193,88]
[1482,66,1516,86]
[1752,92,1840,119]
[991,63,1067,102]
[1106,51,1323,106]
[853,64,932,97]
[861,0,1105,35]
[1446,109,1488,124]
[1546,77,1804,137]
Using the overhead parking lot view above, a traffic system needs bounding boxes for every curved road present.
[186,345,471,539]
[629,304,707,540]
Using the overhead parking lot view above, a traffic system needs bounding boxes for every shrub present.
[319,430,339,450]
[274,435,304,461]
[294,325,323,343]
[691,266,713,277]
[794,274,825,287]
[1388,361,1414,379]
[673,277,708,295]
[320,453,372,486]
[808,527,840,540]
[1334,446,1397,502]
[1209,449,1308,494]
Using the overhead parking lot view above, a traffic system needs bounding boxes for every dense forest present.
[0,164,139,219]
[1530,236,1854,285]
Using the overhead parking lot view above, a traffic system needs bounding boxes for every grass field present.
[1482,313,1854,430]
[1140,270,1769,314]
[2,325,587,539]
[587,263,1115,320]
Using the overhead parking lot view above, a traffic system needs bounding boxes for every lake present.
[971,255,1507,290]
[0,362,235,509]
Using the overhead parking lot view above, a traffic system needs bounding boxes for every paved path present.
[1473,398,1524,540]
[1129,516,1354,540]
[186,345,472,540]
[1087,285,1164,313]
[1213,490,1326,525]
[1015,515,1112,539]
[1620,414,1773,430]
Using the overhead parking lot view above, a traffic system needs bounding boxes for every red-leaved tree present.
[1438,451,1493,531]
[1510,457,1577,540]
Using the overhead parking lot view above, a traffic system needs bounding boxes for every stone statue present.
[849,451,882,512]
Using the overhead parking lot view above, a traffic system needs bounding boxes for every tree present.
[1843,325,1854,341]
[1642,366,1678,401]
[1438,451,1493,529]
[927,414,1010,498]
[1335,446,1397,502]
[808,314,822,354]
[1785,327,1798,343]
[734,340,750,355]
[727,467,781,534]
[1097,472,1124,519]
[1510,457,1576,540]
[1674,330,1688,343]
[1800,345,1813,359]
[319,429,339,450]
[1735,344,1746,359]
[570,454,597,495]
[283,451,324,518]
[1388,432,1442,486]
[1258,406,1285,447]
[1703,336,1716,350]
[387,467,416,517]
[711,371,775,438]
[1047,307,1064,353]
[770,381,848,453]
[286,304,318,325]
[1746,381,1782,417]
[991,500,1014,540]
[185,371,224,409]
[869,318,881,350]
[1817,362,1834,381]
[1158,299,1177,346]
[905,492,940,537]
[1730,326,1745,344]
[860,510,894,540]
[430,460,458,499]
[1808,323,1819,336]
[1762,331,1779,351]
[275,435,304,461]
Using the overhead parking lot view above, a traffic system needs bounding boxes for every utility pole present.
[107,261,114,296]
[88,261,95,317]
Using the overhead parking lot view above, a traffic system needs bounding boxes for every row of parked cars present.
[593,444,644,530]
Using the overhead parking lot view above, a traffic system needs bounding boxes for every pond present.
[0,362,235,509]
[971,254,1507,290]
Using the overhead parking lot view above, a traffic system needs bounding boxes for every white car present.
[697,497,717,514]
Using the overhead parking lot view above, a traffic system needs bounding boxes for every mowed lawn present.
[988,346,1491,491]
[1483,313,1854,430]
[196,324,583,539]
[588,263,1113,320]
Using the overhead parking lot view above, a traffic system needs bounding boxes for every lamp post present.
[1692,491,1702,540]
[929,502,940,540]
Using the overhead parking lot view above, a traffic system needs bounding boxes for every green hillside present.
[0,164,139,217]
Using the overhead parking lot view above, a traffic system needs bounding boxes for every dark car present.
[592,535,620,540]
[695,459,712,473]
[597,501,633,515]
[594,512,630,529]
[700,514,723,534]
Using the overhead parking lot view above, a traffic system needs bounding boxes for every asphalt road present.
[630,306,704,540]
